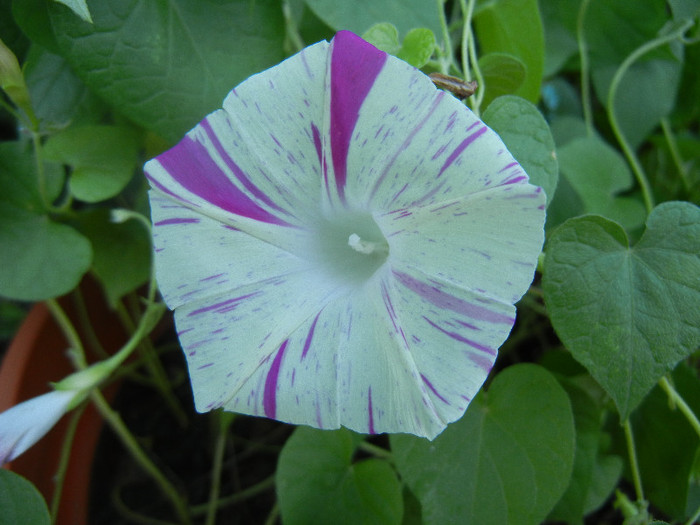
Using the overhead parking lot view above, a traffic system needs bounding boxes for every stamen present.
[348,233,387,255]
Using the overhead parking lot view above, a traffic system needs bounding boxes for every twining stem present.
[659,376,700,438]
[50,404,86,524]
[576,0,593,136]
[282,0,304,53]
[116,296,188,427]
[459,0,475,83]
[204,413,235,525]
[435,0,453,75]
[358,440,393,462]
[459,0,484,116]
[660,117,691,192]
[90,390,192,525]
[622,418,644,502]
[264,502,280,525]
[45,298,189,523]
[190,475,276,516]
[606,19,694,214]
[46,299,88,369]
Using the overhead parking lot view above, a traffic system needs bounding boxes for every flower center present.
[313,211,389,284]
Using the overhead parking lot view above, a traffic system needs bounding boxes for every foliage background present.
[0,0,699,524]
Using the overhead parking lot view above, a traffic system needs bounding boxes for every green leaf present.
[0,142,91,301]
[477,52,526,108]
[24,45,107,131]
[304,0,441,37]
[482,95,558,205]
[542,202,700,419]
[43,125,139,202]
[632,364,700,520]
[557,135,646,231]
[548,375,623,524]
[540,0,580,76]
[668,0,700,19]
[362,22,401,55]
[474,0,545,102]
[52,0,92,23]
[363,24,435,68]
[276,427,403,525]
[12,0,60,54]
[391,364,575,525]
[74,210,151,307]
[47,0,285,143]
[396,28,435,68]
[0,469,50,525]
[585,0,684,148]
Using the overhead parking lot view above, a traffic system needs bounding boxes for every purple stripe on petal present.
[311,123,322,165]
[367,386,375,434]
[199,119,288,215]
[301,311,322,361]
[437,125,487,178]
[155,135,294,227]
[393,270,514,324]
[147,174,198,207]
[329,31,387,203]
[187,291,262,316]
[469,352,494,372]
[421,374,450,405]
[154,218,200,226]
[422,316,496,355]
[263,339,289,418]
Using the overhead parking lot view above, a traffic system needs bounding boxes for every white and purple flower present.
[144,31,545,439]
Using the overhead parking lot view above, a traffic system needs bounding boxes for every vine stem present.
[49,404,85,524]
[660,117,691,191]
[45,298,189,523]
[204,413,235,525]
[659,376,700,438]
[435,0,453,74]
[606,19,694,214]
[576,0,593,136]
[622,418,644,502]
[459,0,484,116]
[90,390,192,525]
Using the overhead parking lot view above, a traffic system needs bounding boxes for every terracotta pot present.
[0,280,129,525]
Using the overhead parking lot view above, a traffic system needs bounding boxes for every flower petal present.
[0,390,75,465]
[173,266,342,414]
[377,184,546,304]
[145,30,547,440]
[150,193,314,310]
[320,32,532,213]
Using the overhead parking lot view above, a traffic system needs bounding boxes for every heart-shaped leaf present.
[0,142,92,301]
[391,364,575,525]
[542,202,700,419]
[43,125,139,203]
[276,427,403,525]
[47,0,285,143]
[557,135,646,231]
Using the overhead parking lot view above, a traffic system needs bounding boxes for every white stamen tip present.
[348,233,375,255]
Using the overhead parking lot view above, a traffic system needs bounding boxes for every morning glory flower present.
[0,390,77,464]
[144,31,545,439]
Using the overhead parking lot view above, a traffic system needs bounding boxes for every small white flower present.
[0,390,77,465]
